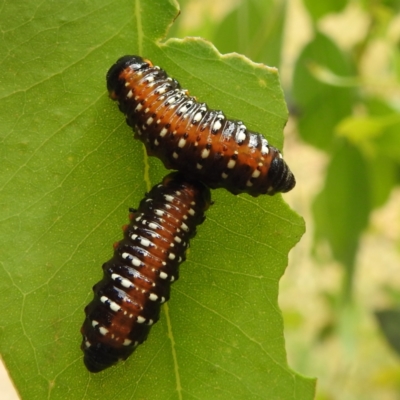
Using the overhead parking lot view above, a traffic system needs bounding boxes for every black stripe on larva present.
[81,172,211,372]
[106,55,296,197]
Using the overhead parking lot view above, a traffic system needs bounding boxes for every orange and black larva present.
[81,172,211,372]
[106,55,295,197]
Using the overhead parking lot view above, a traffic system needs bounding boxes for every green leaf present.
[0,1,315,399]
[303,0,348,21]
[312,141,371,274]
[212,0,286,66]
[292,32,354,151]
[375,309,400,358]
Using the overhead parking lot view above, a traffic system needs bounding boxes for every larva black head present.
[82,341,129,373]
[106,55,150,97]
[267,156,296,194]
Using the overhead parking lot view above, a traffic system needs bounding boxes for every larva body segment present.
[106,55,295,197]
[81,172,211,372]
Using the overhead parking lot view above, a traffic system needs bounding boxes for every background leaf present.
[303,0,348,21]
[291,32,354,151]
[0,0,315,399]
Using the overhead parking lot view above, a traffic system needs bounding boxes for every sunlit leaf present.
[292,32,354,151]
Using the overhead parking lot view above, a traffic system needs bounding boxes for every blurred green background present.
[169,0,400,399]
[2,0,400,399]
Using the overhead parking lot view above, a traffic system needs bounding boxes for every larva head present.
[106,55,151,99]
[81,338,133,373]
[266,152,296,194]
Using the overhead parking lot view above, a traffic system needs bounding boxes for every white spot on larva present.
[169,253,176,260]
[149,222,158,230]
[246,180,253,187]
[161,297,166,303]
[162,261,166,266]
[279,152,283,159]
[181,222,189,232]
[149,293,158,301]
[92,320,99,328]
[174,236,182,243]
[227,159,236,169]
[131,256,141,267]
[160,127,168,137]
[157,87,167,94]
[100,296,121,312]
[156,119,161,124]
[147,76,154,83]
[146,117,153,125]
[252,170,261,178]
[167,96,176,105]
[111,273,134,289]
[213,120,222,131]
[188,208,195,216]
[99,326,109,336]
[147,319,154,326]
[137,316,146,324]
[179,105,188,114]
[160,271,168,279]
[123,339,132,346]
[193,112,203,122]
[144,107,150,113]
[196,163,203,170]
[201,148,210,159]
[237,131,246,142]
[261,140,269,154]
[172,152,179,159]
[134,95,139,100]
[178,138,186,148]
[85,340,91,348]
[154,139,159,146]
[221,172,228,179]
[127,90,133,98]
[170,276,175,282]
[140,237,151,247]
[183,215,188,220]
[155,209,165,217]
[135,103,143,112]
[165,194,174,202]
[125,82,130,87]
